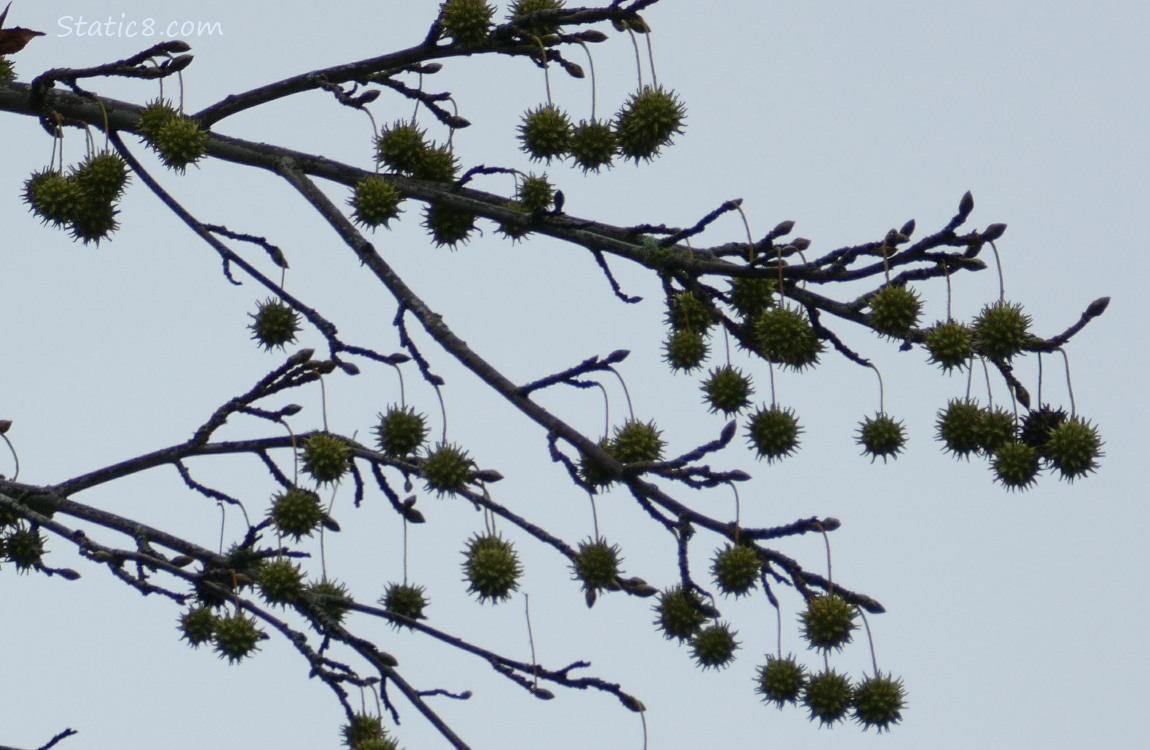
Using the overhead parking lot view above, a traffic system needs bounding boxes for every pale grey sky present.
[2,2,1147,749]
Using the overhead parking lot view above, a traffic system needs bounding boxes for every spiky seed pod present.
[516,173,554,213]
[508,0,566,35]
[973,300,1032,361]
[728,276,776,320]
[1020,404,1069,457]
[136,98,180,142]
[179,605,218,647]
[803,668,854,727]
[268,487,324,541]
[867,284,921,339]
[68,198,119,245]
[800,594,857,652]
[746,405,802,462]
[411,143,459,182]
[992,440,1040,490]
[1044,416,1103,481]
[496,201,533,241]
[349,176,403,229]
[258,559,305,606]
[375,405,428,457]
[569,119,617,172]
[852,672,906,732]
[753,305,823,371]
[663,328,709,372]
[756,654,807,708]
[462,532,522,603]
[248,298,301,351]
[935,398,984,458]
[614,85,686,162]
[22,168,79,228]
[518,103,572,162]
[224,544,262,586]
[0,57,15,83]
[611,419,664,463]
[4,527,44,571]
[856,412,907,462]
[357,737,402,750]
[701,365,753,415]
[376,120,429,175]
[71,151,129,204]
[421,442,473,496]
[978,406,1018,455]
[422,203,476,248]
[711,544,761,597]
[212,612,263,664]
[149,115,208,172]
[301,433,351,484]
[438,0,495,47]
[654,585,707,641]
[572,537,622,594]
[342,713,385,750]
[666,291,716,332]
[925,319,975,371]
[381,582,429,626]
[579,438,616,488]
[305,578,352,624]
[691,622,739,670]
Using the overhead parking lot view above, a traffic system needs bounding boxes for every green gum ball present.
[935,398,983,458]
[248,298,301,351]
[756,654,807,708]
[663,328,709,373]
[856,412,907,462]
[381,582,429,626]
[614,85,686,162]
[799,594,857,652]
[423,203,476,248]
[710,544,760,597]
[611,419,664,464]
[803,669,854,727]
[753,305,823,371]
[992,440,1040,491]
[518,103,572,162]
[925,319,974,371]
[867,284,921,339]
[258,559,305,605]
[852,672,906,732]
[268,487,323,540]
[653,585,706,641]
[973,300,1032,361]
[571,537,622,594]
[306,578,352,624]
[350,176,403,229]
[1044,416,1103,481]
[690,622,739,670]
[462,532,522,603]
[569,119,617,172]
[375,120,428,175]
[438,0,495,46]
[701,365,753,415]
[212,612,263,664]
[375,405,428,457]
[746,405,802,462]
[301,433,352,484]
[421,442,473,496]
[178,605,218,648]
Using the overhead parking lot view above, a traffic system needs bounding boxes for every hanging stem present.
[1059,348,1078,416]
[859,609,880,676]
[576,40,598,121]
[524,593,540,689]
[606,366,636,422]
[871,364,886,415]
[989,240,1006,302]
[1,430,19,482]
[627,29,643,88]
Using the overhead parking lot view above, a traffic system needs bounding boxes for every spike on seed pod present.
[4,527,44,572]
[375,405,428,457]
[422,203,476,248]
[516,173,555,213]
[935,398,983,458]
[268,486,323,540]
[23,168,79,228]
[757,654,807,708]
[746,405,802,462]
[301,433,351,485]
[148,115,208,172]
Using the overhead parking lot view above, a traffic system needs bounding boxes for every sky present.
[2,1,1148,748]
